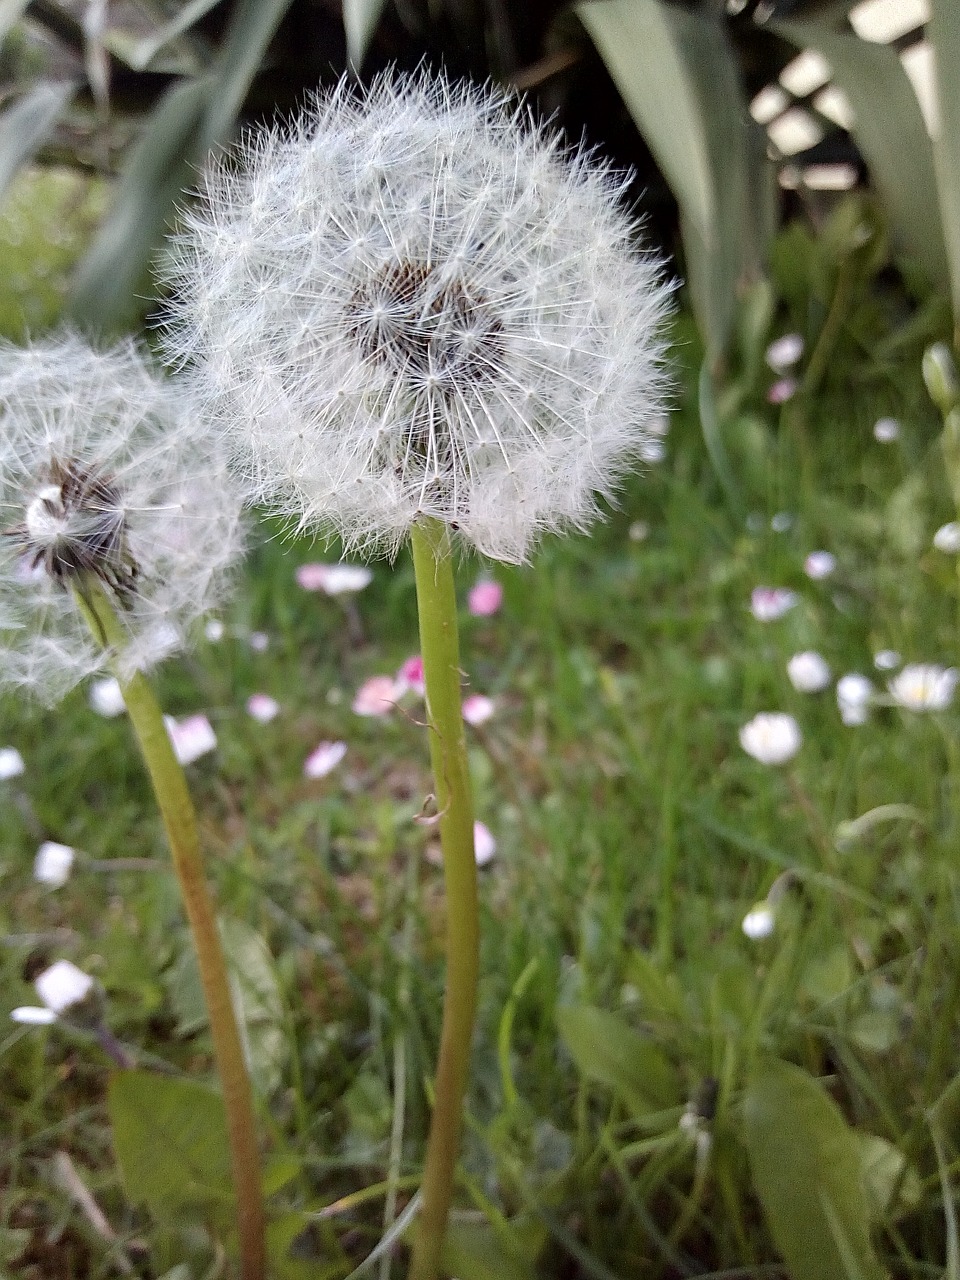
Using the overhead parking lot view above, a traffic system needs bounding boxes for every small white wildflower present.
[770,511,793,532]
[0,334,244,703]
[837,673,873,725]
[11,1005,57,1025]
[89,676,125,718]
[34,960,94,1013]
[742,903,775,939]
[934,522,960,554]
[873,649,900,671]
[804,550,836,580]
[34,841,75,887]
[765,333,804,372]
[750,587,799,621]
[0,747,25,779]
[628,520,649,543]
[889,664,958,711]
[162,72,671,564]
[204,618,225,642]
[787,651,831,693]
[873,417,900,443]
[164,713,217,764]
[739,713,802,765]
[248,631,269,652]
[462,693,495,725]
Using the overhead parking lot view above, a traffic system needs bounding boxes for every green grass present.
[3,190,960,1277]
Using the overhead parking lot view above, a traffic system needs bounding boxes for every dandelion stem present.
[74,580,266,1280]
[408,518,479,1280]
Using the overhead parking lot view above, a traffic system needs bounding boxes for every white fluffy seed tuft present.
[160,71,672,563]
[0,333,245,703]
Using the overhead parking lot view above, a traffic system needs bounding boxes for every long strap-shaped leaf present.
[929,0,960,337]
[0,81,75,205]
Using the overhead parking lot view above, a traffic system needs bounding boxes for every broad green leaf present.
[344,0,389,69]
[929,0,960,329]
[742,1059,885,1280]
[67,75,210,333]
[0,82,75,204]
[576,0,766,357]
[858,1133,921,1221]
[108,1069,234,1229]
[556,1005,678,1116]
[775,20,948,294]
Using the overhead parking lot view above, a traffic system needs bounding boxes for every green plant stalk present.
[407,518,479,1280]
[75,580,266,1280]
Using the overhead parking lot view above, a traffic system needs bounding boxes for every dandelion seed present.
[462,693,495,725]
[468,580,503,617]
[874,417,900,443]
[161,71,671,563]
[750,587,799,621]
[0,334,244,702]
[889,664,958,711]
[34,841,75,887]
[804,550,836,580]
[89,676,125,718]
[787,651,831,693]
[304,739,347,778]
[837,673,873,725]
[0,747,25,779]
[473,820,496,866]
[765,333,804,372]
[934,522,960,554]
[352,675,397,717]
[165,713,217,764]
[246,693,279,723]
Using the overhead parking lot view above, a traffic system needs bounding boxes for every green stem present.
[76,583,266,1280]
[407,519,479,1280]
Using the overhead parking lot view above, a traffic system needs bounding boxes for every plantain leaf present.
[200,0,295,146]
[556,1004,679,1116]
[0,82,75,204]
[343,0,390,69]
[775,20,948,294]
[742,1059,886,1280]
[108,1069,234,1230]
[117,0,226,72]
[67,75,211,334]
[576,0,766,358]
[929,0,960,329]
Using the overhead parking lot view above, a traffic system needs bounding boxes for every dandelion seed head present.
[161,72,672,563]
[0,334,244,703]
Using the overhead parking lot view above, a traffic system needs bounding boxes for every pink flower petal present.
[304,740,347,778]
[462,693,495,725]
[296,562,373,594]
[750,587,799,621]
[395,655,425,697]
[352,675,397,717]
[164,714,217,765]
[474,821,497,866]
[767,377,797,405]
[468,580,503,617]
[247,693,280,723]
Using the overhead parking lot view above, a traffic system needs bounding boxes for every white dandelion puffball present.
[162,72,671,563]
[889,663,958,712]
[0,334,244,702]
[739,712,802,766]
